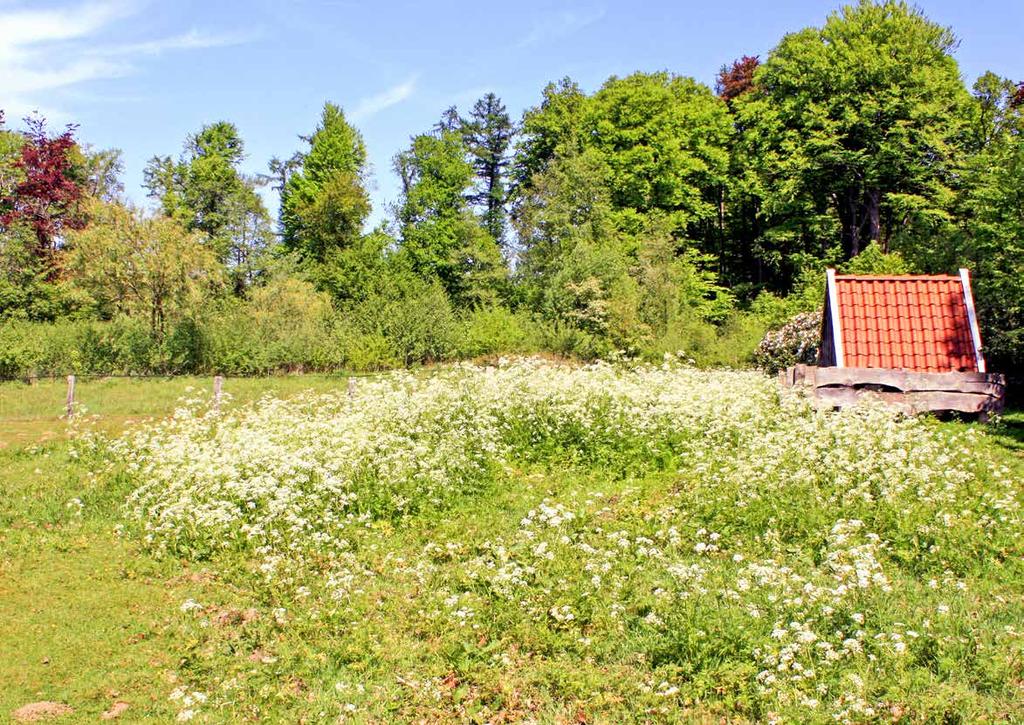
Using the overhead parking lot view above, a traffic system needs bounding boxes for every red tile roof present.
[830,273,981,372]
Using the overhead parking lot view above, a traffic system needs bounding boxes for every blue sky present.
[2,0,1022,227]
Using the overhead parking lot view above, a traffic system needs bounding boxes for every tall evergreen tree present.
[463,93,514,246]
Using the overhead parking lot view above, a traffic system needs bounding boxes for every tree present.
[259,152,303,238]
[67,200,222,335]
[143,122,272,294]
[514,73,732,256]
[1012,81,1024,109]
[260,153,303,196]
[0,112,82,319]
[586,72,733,235]
[394,129,504,305]
[514,148,616,290]
[463,93,514,246]
[716,55,760,102]
[434,106,462,135]
[280,103,371,264]
[0,114,86,267]
[737,0,971,260]
[513,78,587,195]
[954,73,1024,373]
[80,146,124,202]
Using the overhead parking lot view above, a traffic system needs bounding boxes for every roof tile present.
[832,275,978,372]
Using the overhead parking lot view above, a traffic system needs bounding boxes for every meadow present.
[1,361,1022,723]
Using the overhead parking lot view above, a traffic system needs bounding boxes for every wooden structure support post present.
[65,375,76,419]
[213,375,224,412]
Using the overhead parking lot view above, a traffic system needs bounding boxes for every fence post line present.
[213,375,224,412]
[65,375,76,419]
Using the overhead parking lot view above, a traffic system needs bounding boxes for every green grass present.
[1,371,1021,723]
[990,409,1024,454]
[0,375,359,722]
[0,374,357,449]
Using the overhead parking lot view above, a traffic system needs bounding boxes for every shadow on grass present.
[990,409,1024,455]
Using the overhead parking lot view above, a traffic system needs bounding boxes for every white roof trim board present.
[826,268,844,368]
[959,268,986,374]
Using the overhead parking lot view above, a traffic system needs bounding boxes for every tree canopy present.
[1,0,1022,377]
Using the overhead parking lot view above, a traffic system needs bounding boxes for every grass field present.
[1,363,1021,723]
[0,374,359,449]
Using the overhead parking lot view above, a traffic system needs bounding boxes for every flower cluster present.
[105,358,1022,721]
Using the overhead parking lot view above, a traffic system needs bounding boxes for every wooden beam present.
[959,268,986,373]
[813,387,1002,415]
[826,269,844,368]
[811,366,1005,393]
[65,375,76,419]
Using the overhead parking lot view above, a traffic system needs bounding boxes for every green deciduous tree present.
[67,200,222,335]
[736,0,971,261]
[80,146,125,202]
[280,103,371,264]
[587,72,733,236]
[514,78,587,196]
[143,122,272,294]
[395,129,505,306]
[954,73,1024,373]
[513,72,735,347]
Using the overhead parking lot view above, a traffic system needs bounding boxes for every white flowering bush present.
[754,310,823,374]
[100,358,1024,722]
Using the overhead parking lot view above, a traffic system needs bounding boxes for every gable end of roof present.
[822,271,984,373]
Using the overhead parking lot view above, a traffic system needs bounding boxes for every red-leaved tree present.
[1012,81,1024,108]
[715,55,761,103]
[0,114,86,265]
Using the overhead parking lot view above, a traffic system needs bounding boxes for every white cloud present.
[0,0,134,60]
[98,28,259,57]
[516,7,605,49]
[0,0,257,122]
[350,75,419,122]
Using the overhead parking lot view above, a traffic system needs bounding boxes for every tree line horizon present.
[1,0,1022,379]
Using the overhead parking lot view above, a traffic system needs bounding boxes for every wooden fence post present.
[213,375,224,411]
[65,375,76,419]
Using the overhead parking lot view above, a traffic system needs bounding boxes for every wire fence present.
[0,370,378,425]
[0,369,382,384]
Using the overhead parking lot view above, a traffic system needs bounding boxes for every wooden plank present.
[812,366,1005,392]
[813,387,1002,415]
[212,375,224,412]
[960,268,986,373]
[813,387,913,412]
[904,391,1001,414]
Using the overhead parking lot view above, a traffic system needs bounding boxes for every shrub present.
[753,310,823,374]
[351,277,457,366]
[0,320,41,378]
[455,305,536,358]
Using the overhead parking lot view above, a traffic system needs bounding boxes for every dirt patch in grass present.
[11,701,73,722]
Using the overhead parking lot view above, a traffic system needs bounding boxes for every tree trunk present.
[838,188,882,260]
[838,189,861,260]
[864,188,881,247]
